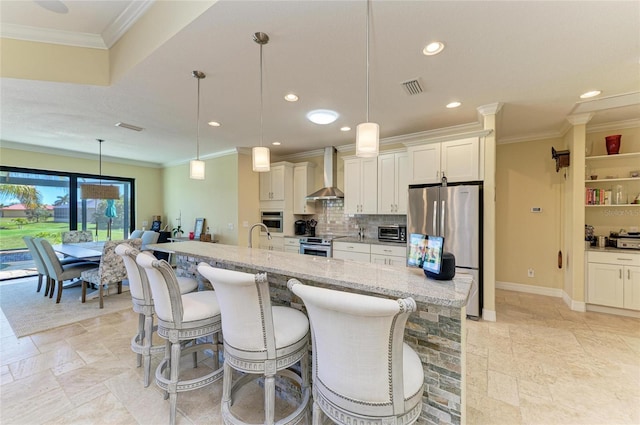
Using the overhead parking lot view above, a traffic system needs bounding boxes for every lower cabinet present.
[587,250,640,310]
[333,241,371,262]
[284,237,301,254]
[259,235,284,252]
[370,244,406,266]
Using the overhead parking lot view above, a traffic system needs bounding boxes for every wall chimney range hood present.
[306,147,344,200]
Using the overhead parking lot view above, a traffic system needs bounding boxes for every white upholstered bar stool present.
[115,244,198,387]
[136,254,223,425]
[288,279,424,425]
[197,263,311,425]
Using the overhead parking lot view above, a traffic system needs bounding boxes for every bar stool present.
[197,263,311,425]
[136,254,223,425]
[288,278,423,425]
[115,244,198,387]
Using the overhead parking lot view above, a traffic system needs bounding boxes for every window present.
[0,166,135,250]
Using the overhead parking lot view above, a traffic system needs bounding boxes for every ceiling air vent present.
[401,79,423,96]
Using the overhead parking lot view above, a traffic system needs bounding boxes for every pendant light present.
[252,31,271,172]
[356,0,379,158]
[190,70,206,180]
[80,139,119,199]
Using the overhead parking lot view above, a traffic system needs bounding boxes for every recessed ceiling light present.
[272,141,281,146]
[340,126,351,132]
[446,101,462,109]
[306,109,339,125]
[115,122,143,132]
[423,41,445,56]
[208,121,221,127]
[580,90,602,99]
[284,93,299,102]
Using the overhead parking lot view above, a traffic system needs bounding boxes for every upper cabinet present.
[259,162,294,209]
[408,137,481,185]
[293,162,316,214]
[378,152,408,214]
[344,157,378,214]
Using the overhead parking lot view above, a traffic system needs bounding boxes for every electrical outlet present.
[527,268,535,278]
[243,221,249,228]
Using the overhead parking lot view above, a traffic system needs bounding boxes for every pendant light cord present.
[196,76,201,160]
[260,42,264,148]
[366,0,370,123]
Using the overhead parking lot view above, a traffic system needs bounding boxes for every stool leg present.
[163,340,171,400]
[143,313,154,387]
[265,374,275,425]
[136,313,144,368]
[169,340,181,425]
[312,400,323,425]
[222,362,233,411]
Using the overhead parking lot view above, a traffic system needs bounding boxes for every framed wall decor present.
[194,218,206,239]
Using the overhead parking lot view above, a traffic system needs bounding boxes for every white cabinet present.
[408,137,480,184]
[344,157,377,214]
[378,152,409,214]
[293,163,316,214]
[370,244,406,266]
[587,250,640,310]
[259,163,293,201]
[284,237,301,254]
[259,235,284,252]
[333,241,371,263]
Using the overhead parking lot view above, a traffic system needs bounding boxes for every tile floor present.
[1,279,639,424]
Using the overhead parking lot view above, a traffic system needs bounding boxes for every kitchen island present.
[149,241,473,425]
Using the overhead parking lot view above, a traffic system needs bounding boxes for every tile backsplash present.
[297,199,407,238]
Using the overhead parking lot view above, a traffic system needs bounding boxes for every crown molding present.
[566,113,594,126]
[587,118,640,133]
[102,0,155,48]
[0,23,107,49]
[0,140,162,167]
[277,148,326,161]
[477,102,504,116]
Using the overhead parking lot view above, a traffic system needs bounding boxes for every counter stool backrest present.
[115,244,154,303]
[200,266,273,353]
[288,279,419,418]
[135,254,182,325]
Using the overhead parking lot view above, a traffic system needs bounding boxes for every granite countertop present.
[148,241,473,308]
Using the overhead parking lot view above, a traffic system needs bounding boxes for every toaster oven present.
[378,225,407,242]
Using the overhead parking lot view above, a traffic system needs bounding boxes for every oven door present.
[299,243,331,257]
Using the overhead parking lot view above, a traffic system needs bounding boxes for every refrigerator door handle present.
[432,201,437,234]
[441,200,446,236]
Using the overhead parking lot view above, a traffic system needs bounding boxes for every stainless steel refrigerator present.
[407,183,482,318]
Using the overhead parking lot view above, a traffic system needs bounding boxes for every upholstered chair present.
[140,231,159,250]
[115,244,198,387]
[129,229,144,239]
[288,279,424,425]
[23,235,53,295]
[197,263,311,425]
[61,230,94,243]
[33,238,98,303]
[80,238,142,309]
[137,254,223,425]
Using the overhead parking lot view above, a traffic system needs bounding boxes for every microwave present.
[378,225,407,242]
[260,210,283,233]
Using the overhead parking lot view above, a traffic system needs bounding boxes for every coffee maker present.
[294,220,307,235]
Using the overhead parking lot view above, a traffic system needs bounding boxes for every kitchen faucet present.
[248,223,271,248]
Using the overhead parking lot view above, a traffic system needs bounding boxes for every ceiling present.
[1,0,639,167]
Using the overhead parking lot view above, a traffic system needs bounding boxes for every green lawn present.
[0,218,121,250]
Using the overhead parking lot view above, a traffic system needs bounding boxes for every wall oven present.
[260,211,283,233]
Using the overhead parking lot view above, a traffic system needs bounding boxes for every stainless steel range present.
[299,235,345,257]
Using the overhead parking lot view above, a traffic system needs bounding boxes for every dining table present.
[52,241,104,298]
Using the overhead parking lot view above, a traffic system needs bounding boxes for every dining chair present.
[61,230,94,243]
[288,279,424,425]
[115,243,198,387]
[81,238,142,309]
[140,231,160,250]
[33,238,98,303]
[197,263,311,425]
[137,254,223,425]
[129,229,144,239]
[22,236,51,295]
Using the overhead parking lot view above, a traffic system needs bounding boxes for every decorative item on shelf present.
[551,147,570,172]
[172,210,183,237]
[194,217,205,239]
[189,70,206,180]
[630,171,639,178]
[605,134,621,155]
[200,227,212,242]
[356,0,379,158]
[251,32,271,172]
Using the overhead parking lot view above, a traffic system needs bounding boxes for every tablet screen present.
[422,235,445,274]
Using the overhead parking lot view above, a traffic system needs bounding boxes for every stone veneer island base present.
[149,241,473,425]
